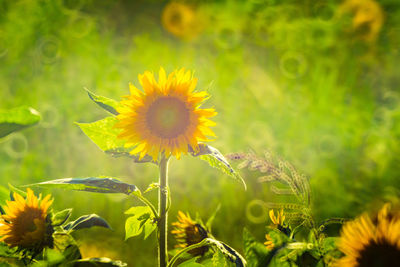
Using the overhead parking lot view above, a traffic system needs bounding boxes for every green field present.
[1,0,400,266]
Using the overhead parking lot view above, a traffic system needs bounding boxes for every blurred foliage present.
[1,0,400,265]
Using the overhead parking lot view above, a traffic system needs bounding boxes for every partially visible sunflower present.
[115,68,217,161]
[339,0,384,42]
[264,234,274,250]
[0,188,54,250]
[161,1,204,40]
[269,209,285,226]
[171,211,209,256]
[336,203,400,267]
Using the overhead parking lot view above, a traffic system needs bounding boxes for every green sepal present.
[0,106,41,138]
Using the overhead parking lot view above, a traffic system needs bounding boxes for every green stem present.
[158,154,170,267]
[167,239,210,267]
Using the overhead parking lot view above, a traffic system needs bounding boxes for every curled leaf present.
[26,177,137,195]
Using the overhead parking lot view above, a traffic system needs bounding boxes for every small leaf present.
[71,257,127,267]
[63,214,111,232]
[76,117,155,163]
[0,106,41,138]
[52,208,73,226]
[26,177,137,195]
[206,204,221,233]
[144,182,160,193]
[125,206,156,240]
[190,144,246,189]
[85,88,121,115]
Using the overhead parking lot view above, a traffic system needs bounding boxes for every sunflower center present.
[146,96,190,138]
[14,208,43,234]
[357,241,400,267]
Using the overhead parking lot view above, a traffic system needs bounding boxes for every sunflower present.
[0,188,54,250]
[171,211,209,256]
[161,1,203,40]
[339,0,384,42]
[269,209,285,226]
[115,68,217,161]
[336,203,400,267]
[264,234,275,250]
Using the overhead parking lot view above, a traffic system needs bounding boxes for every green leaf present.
[178,257,205,267]
[26,177,137,195]
[85,88,121,115]
[71,257,127,267]
[206,204,221,233]
[206,238,247,267]
[125,206,156,240]
[243,228,271,267]
[52,233,82,261]
[0,106,41,138]
[211,249,230,267]
[76,117,155,163]
[52,208,73,226]
[63,244,82,262]
[63,214,111,232]
[190,144,246,189]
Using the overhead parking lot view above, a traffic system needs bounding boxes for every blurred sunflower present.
[0,188,54,250]
[264,234,274,250]
[115,68,217,161]
[339,0,384,42]
[161,1,204,40]
[171,211,209,256]
[336,203,400,266]
[269,209,285,226]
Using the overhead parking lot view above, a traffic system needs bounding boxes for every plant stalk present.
[158,154,170,267]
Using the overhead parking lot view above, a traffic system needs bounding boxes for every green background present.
[1,0,399,265]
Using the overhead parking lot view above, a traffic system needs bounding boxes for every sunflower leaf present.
[243,228,271,267]
[63,214,111,232]
[25,177,137,195]
[190,144,246,190]
[72,257,128,266]
[52,208,73,226]
[0,106,41,138]
[76,117,155,164]
[206,238,247,267]
[85,88,121,115]
[125,206,157,240]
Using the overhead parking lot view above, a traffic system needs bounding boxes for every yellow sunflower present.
[171,211,208,256]
[269,209,285,226]
[0,188,54,249]
[336,203,400,267]
[339,0,384,42]
[115,68,216,161]
[264,234,275,250]
[161,1,203,40]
